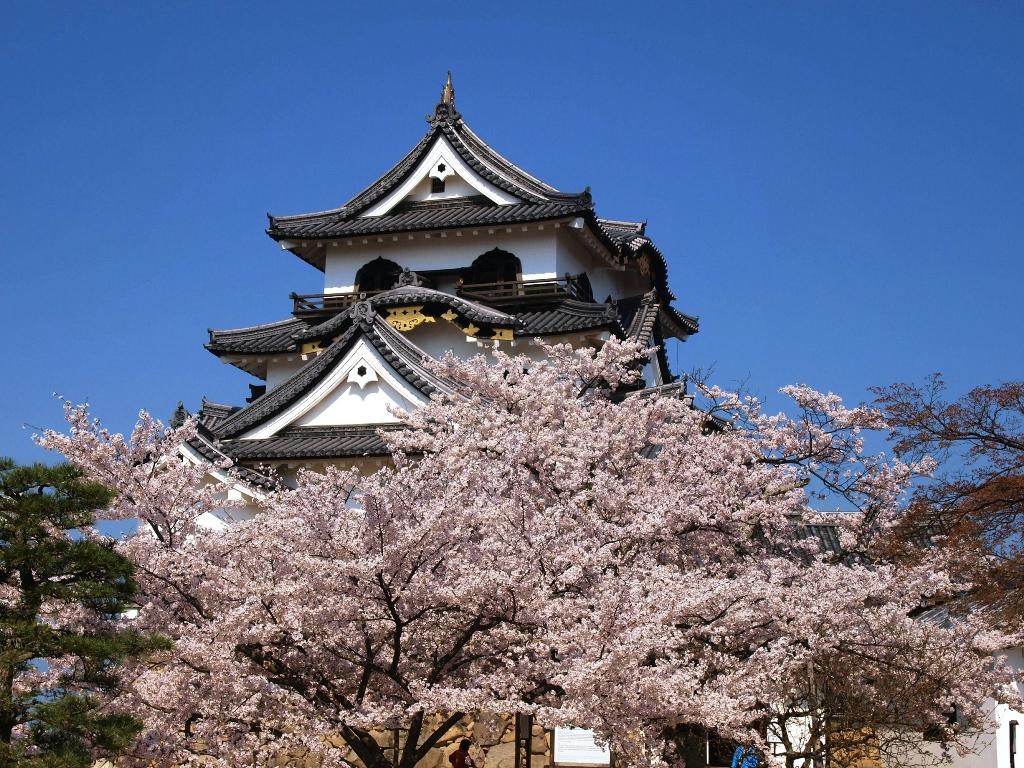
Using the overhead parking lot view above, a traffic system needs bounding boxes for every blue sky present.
[2,1,1022,465]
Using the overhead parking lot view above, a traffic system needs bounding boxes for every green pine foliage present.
[0,458,166,767]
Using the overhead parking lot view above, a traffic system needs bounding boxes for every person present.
[731,746,758,768]
[450,739,476,768]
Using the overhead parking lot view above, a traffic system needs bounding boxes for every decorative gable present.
[239,337,429,439]
[361,135,522,216]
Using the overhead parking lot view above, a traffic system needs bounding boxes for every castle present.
[183,74,697,496]
[178,74,700,768]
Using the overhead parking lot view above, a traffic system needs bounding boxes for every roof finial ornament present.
[429,71,461,124]
[169,400,189,429]
[351,300,376,323]
[441,71,455,107]
[397,268,424,288]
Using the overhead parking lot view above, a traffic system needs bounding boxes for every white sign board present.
[553,728,611,766]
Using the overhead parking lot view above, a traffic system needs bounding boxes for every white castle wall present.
[295,377,414,427]
[405,173,480,202]
[324,229,561,291]
[322,227,650,303]
[882,647,1023,768]
[401,321,605,367]
[402,320,483,362]
[266,359,305,390]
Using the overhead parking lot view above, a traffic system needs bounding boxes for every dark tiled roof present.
[365,315,462,394]
[219,426,394,460]
[268,112,588,237]
[206,318,309,355]
[615,292,698,343]
[208,290,690,368]
[297,286,515,342]
[627,380,691,401]
[662,304,700,338]
[265,98,610,261]
[799,523,843,554]
[615,294,643,331]
[596,217,681,306]
[517,299,620,336]
[211,310,457,440]
[615,292,673,382]
[185,431,277,490]
[328,128,441,217]
[262,96,698,338]
[186,431,224,464]
[913,604,954,628]
[372,285,514,322]
[621,293,660,346]
[268,199,589,241]
[577,218,697,336]
[597,218,646,243]
[197,400,240,430]
[455,122,562,199]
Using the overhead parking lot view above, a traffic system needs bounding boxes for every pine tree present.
[0,458,164,767]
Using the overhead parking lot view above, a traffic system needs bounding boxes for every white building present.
[184,74,697,494]
[943,648,1023,768]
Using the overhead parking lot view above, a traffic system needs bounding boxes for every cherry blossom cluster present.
[37,342,1018,768]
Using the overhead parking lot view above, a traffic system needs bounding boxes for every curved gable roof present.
[294,285,516,343]
[267,95,591,240]
[206,317,309,356]
[210,307,458,440]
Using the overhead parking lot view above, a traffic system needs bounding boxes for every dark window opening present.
[572,271,595,302]
[355,256,403,293]
[1011,720,1018,768]
[466,248,521,285]
[925,706,961,742]
[431,178,445,194]
[707,731,737,768]
[357,365,367,377]
[664,724,710,768]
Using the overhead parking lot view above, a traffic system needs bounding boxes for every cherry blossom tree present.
[38,341,1017,768]
[873,376,1024,622]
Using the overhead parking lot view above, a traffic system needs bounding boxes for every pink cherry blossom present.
[37,341,1018,768]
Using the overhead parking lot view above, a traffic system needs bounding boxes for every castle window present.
[431,177,445,194]
[466,248,521,285]
[355,256,403,293]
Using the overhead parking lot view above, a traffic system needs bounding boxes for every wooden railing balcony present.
[290,290,387,319]
[457,274,593,305]
[291,275,594,320]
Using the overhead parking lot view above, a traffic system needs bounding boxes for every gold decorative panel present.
[385,306,436,332]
